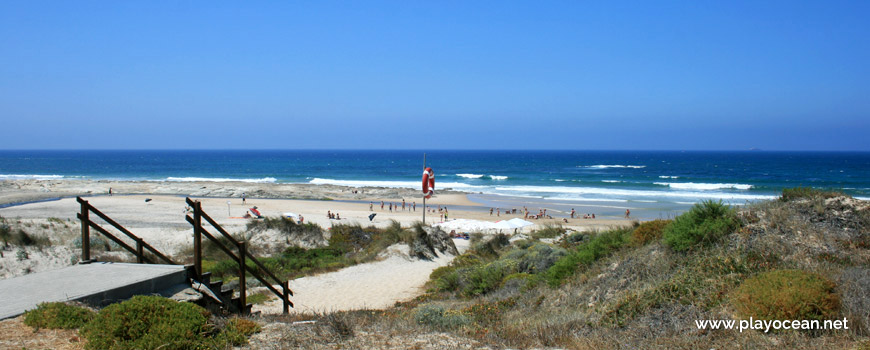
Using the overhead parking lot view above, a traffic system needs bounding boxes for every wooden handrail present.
[193,216,294,303]
[185,215,238,261]
[78,213,154,264]
[77,197,175,265]
[185,197,293,313]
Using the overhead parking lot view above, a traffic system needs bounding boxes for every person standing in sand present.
[413,202,416,211]
[571,208,575,218]
[402,199,405,211]
[242,193,246,204]
[381,201,384,210]
[369,202,373,211]
[625,209,630,219]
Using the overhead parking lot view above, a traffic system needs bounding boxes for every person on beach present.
[389,203,393,212]
[571,208,575,218]
[497,208,500,216]
[490,208,493,216]
[299,214,304,224]
[413,202,416,211]
[242,193,246,204]
[327,210,332,219]
[369,202,373,211]
[402,199,406,210]
[381,201,384,210]
[625,209,630,219]
[444,207,448,221]
[109,187,113,196]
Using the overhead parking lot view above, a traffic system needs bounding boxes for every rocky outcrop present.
[410,226,458,260]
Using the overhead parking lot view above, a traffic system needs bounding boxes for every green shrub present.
[462,259,518,296]
[413,304,469,329]
[545,227,631,286]
[328,224,374,253]
[531,224,565,240]
[0,227,50,247]
[217,317,261,346]
[435,269,461,292]
[245,291,272,305]
[23,302,95,330]
[505,243,567,274]
[732,269,840,322]
[631,219,672,246]
[80,295,213,350]
[663,200,739,251]
[501,272,537,292]
[469,234,510,258]
[781,187,844,202]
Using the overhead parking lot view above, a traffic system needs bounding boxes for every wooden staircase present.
[77,196,291,314]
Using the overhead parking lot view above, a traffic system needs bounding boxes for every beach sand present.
[0,179,632,314]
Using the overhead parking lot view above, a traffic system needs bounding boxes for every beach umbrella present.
[506,218,534,228]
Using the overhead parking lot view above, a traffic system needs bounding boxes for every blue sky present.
[1,1,868,150]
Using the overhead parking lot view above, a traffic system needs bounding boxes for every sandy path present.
[253,244,458,314]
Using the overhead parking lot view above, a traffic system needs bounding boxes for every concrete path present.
[0,262,187,320]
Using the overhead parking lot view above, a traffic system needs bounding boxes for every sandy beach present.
[0,179,632,314]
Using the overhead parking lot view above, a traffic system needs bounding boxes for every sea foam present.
[165,177,277,183]
[654,182,753,190]
[0,174,66,180]
[581,165,646,169]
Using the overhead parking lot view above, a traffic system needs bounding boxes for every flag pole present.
[422,153,426,225]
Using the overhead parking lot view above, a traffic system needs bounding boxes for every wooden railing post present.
[80,198,90,262]
[193,201,202,278]
[136,238,144,264]
[283,281,290,314]
[238,241,247,314]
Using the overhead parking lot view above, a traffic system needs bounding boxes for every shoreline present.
[0,178,672,220]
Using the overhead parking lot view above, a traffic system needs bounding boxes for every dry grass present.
[0,316,85,350]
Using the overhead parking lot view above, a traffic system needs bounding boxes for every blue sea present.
[1,150,869,218]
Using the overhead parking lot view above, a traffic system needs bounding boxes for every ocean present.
[1,150,868,218]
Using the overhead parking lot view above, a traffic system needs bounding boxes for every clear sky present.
[1,1,868,151]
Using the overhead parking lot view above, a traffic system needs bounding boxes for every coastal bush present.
[72,235,120,252]
[560,231,588,247]
[462,258,518,296]
[247,216,323,237]
[80,295,213,350]
[545,227,632,287]
[207,245,350,281]
[504,243,567,274]
[23,302,95,330]
[328,223,374,254]
[469,233,510,258]
[355,220,415,262]
[631,219,672,246]
[781,187,844,202]
[602,249,760,327]
[663,200,739,252]
[501,272,537,292]
[216,317,261,346]
[732,269,840,322]
[531,224,565,240]
[414,304,470,329]
[0,227,50,247]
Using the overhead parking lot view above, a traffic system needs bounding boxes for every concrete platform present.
[0,262,188,320]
